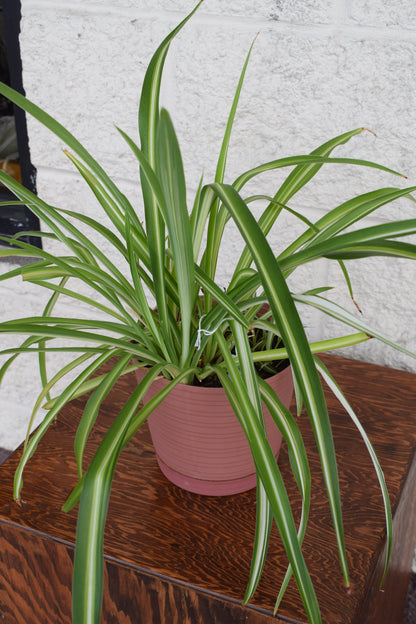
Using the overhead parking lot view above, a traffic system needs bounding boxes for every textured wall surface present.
[1,0,416,449]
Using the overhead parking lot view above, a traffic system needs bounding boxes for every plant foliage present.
[1,3,416,623]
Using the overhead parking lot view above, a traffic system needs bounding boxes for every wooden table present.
[0,354,415,623]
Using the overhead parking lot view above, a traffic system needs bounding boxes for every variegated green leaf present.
[210,182,349,591]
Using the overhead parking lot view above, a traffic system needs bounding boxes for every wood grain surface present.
[0,353,415,623]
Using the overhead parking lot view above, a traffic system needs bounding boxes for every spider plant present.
[1,3,416,623]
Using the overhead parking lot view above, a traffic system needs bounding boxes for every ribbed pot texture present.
[136,365,293,496]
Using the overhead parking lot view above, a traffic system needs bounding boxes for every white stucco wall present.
[1,0,416,449]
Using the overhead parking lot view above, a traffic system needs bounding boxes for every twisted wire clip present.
[195,314,234,349]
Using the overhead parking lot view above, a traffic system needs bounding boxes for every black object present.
[0,0,40,249]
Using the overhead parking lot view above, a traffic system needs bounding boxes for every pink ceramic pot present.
[137,365,293,496]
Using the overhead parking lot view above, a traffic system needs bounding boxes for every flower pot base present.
[155,452,280,496]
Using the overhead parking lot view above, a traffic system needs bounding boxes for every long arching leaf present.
[215,329,321,623]
[210,182,349,590]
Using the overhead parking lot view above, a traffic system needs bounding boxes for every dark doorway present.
[0,0,40,249]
